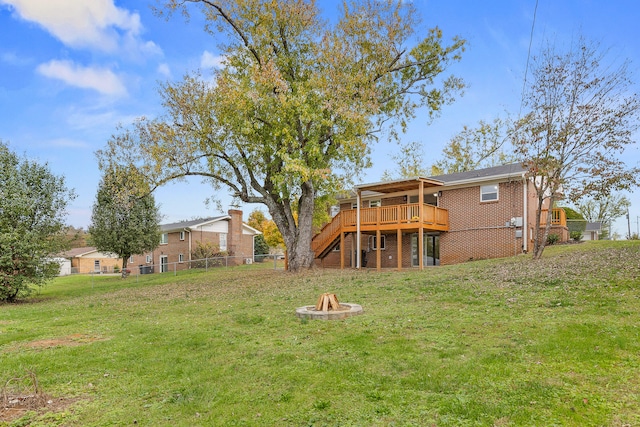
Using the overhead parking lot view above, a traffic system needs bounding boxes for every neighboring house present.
[313,163,569,269]
[582,222,602,241]
[61,247,122,274]
[52,257,72,276]
[129,209,261,273]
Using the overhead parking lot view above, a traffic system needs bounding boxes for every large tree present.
[97,0,465,271]
[432,118,515,175]
[89,168,161,278]
[0,141,75,302]
[513,38,640,259]
[575,193,631,239]
[381,141,431,181]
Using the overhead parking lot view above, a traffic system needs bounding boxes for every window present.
[94,260,100,271]
[408,195,419,204]
[372,235,386,250]
[179,253,184,263]
[351,202,358,209]
[160,233,168,244]
[179,231,185,241]
[481,184,499,202]
[219,233,227,251]
[332,242,340,252]
[129,256,134,263]
[369,199,381,207]
[146,255,152,263]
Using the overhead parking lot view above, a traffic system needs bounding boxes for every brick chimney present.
[227,209,243,256]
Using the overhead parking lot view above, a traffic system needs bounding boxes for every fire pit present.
[296,293,363,320]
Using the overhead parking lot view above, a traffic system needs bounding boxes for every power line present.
[518,0,539,119]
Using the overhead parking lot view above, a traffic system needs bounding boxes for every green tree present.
[576,193,631,239]
[381,141,431,181]
[97,0,465,271]
[561,206,586,240]
[0,141,75,302]
[432,118,515,174]
[513,38,640,259]
[89,168,161,278]
[253,234,270,261]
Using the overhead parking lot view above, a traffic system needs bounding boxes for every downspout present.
[523,176,528,253]
[187,228,192,262]
[356,190,361,269]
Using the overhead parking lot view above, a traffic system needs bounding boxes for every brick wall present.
[129,210,256,272]
[439,180,526,264]
[319,231,421,269]
[71,256,122,274]
[318,179,545,268]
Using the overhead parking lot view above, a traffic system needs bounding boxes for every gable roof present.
[349,163,529,198]
[429,162,528,184]
[60,247,119,259]
[161,215,230,232]
[160,215,262,236]
[585,222,602,232]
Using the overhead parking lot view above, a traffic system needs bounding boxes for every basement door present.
[411,233,440,267]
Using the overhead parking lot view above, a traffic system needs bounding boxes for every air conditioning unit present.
[245,258,253,264]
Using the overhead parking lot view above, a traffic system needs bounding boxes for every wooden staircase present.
[311,212,344,258]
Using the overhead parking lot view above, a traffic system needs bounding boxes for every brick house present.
[313,163,569,269]
[129,209,261,273]
[62,247,122,274]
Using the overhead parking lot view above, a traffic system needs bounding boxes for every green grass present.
[1,241,639,426]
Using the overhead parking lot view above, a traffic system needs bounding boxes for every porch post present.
[397,229,402,271]
[376,229,381,271]
[418,181,424,270]
[356,190,361,269]
[340,231,345,270]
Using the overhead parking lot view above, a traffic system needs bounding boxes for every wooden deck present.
[540,208,567,227]
[312,204,449,257]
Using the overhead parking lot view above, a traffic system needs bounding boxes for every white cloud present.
[0,0,157,56]
[157,63,171,78]
[201,51,225,70]
[37,60,127,97]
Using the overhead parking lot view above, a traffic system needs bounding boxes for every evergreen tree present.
[89,168,161,278]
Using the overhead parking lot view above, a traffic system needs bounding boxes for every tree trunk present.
[532,195,556,260]
[267,180,316,272]
[121,257,129,279]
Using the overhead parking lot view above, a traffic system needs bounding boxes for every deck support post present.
[419,181,424,270]
[356,190,362,269]
[397,229,402,271]
[376,229,381,271]
[340,232,345,269]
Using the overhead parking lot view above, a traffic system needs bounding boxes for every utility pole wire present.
[518,0,539,120]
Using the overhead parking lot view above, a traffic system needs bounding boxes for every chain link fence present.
[74,254,285,277]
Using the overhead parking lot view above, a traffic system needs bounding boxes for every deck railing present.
[312,204,449,256]
[540,208,567,227]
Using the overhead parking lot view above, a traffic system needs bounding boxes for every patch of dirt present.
[1,372,80,423]
[0,394,76,422]
[25,334,109,349]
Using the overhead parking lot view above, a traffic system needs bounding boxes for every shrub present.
[191,241,228,268]
[547,234,560,245]
[570,231,583,241]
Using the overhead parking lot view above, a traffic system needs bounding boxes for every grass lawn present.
[1,241,639,426]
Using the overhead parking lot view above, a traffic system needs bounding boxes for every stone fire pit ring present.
[296,292,364,321]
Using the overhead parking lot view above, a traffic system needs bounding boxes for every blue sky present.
[1,0,639,236]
